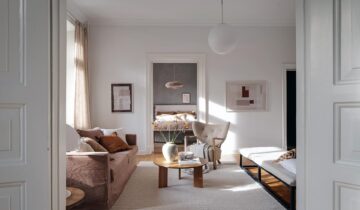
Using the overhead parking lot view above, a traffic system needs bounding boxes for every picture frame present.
[182,93,191,104]
[111,83,133,112]
[226,80,267,112]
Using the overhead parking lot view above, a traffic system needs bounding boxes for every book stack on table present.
[178,151,200,164]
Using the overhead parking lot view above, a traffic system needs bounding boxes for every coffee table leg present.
[193,166,203,188]
[159,166,168,188]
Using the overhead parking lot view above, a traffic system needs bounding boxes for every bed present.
[152,105,197,144]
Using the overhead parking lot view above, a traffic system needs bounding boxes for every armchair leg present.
[213,160,217,170]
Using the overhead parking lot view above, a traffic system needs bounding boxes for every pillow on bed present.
[185,113,196,121]
[275,149,296,162]
[279,159,296,174]
[175,113,187,121]
[155,114,179,122]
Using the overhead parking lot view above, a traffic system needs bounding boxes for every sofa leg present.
[290,186,296,210]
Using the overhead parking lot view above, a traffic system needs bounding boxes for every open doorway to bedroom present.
[146,54,207,154]
[152,63,198,152]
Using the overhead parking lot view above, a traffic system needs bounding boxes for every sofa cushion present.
[98,135,130,153]
[78,142,95,152]
[77,128,104,140]
[81,137,108,152]
[100,128,126,142]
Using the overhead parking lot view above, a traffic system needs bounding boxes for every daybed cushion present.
[240,147,284,159]
[240,147,286,166]
[262,160,296,186]
[279,159,296,174]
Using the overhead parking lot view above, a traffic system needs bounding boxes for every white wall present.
[88,25,295,154]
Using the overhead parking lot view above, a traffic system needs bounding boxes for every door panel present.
[0,0,51,209]
[305,0,360,209]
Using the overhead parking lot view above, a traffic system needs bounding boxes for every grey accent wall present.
[153,63,197,105]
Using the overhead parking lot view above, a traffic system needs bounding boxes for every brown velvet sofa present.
[66,126,138,210]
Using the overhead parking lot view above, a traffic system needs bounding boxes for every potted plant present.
[157,120,188,162]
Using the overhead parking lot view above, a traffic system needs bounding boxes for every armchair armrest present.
[126,134,137,146]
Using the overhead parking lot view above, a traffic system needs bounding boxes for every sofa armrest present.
[126,134,137,146]
[66,153,111,206]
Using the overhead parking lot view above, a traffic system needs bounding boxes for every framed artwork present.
[111,83,133,112]
[226,80,267,112]
[182,93,191,104]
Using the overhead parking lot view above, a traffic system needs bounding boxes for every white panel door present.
[304,0,360,209]
[0,0,51,209]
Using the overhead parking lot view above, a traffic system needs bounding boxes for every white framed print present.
[182,93,191,104]
[226,80,267,112]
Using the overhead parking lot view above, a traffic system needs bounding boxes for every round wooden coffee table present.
[66,187,85,210]
[153,157,208,188]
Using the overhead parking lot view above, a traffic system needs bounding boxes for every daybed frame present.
[239,154,296,210]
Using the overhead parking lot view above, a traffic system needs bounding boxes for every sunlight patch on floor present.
[221,183,262,192]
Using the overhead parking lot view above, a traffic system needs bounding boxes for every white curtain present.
[74,21,91,129]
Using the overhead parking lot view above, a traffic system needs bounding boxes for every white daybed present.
[239,147,296,210]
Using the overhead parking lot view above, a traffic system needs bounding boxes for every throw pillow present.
[81,137,108,152]
[97,135,130,153]
[78,142,95,152]
[77,128,104,141]
[275,149,296,162]
[100,128,127,143]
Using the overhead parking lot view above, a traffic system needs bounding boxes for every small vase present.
[162,142,178,162]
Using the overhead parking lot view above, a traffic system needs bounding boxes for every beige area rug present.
[111,161,285,210]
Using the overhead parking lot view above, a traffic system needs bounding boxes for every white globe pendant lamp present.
[208,0,238,55]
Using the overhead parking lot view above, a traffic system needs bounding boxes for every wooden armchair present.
[185,121,230,169]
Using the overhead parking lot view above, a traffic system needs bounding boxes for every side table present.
[66,187,85,210]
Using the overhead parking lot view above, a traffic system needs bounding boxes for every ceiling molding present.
[87,18,295,27]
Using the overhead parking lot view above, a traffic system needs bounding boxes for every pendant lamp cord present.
[173,64,175,80]
[221,0,224,24]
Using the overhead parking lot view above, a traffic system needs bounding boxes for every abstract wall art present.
[226,80,267,112]
[111,83,133,112]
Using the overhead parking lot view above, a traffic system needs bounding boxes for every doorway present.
[146,54,207,154]
[282,65,296,150]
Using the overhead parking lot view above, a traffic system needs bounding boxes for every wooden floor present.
[136,153,291,205]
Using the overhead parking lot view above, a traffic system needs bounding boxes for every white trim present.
[281,64,296,149]
[146,53,207,154]
[51,0,66,209]
[296,0,306,209]
[87,18,295,27]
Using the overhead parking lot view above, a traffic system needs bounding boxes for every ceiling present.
[69,0,295,26]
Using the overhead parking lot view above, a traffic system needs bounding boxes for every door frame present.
[296,0,306,209]
[146,53,207,154]
[51,0,67,209]
[281,64,296,149]
[51,1,308,210]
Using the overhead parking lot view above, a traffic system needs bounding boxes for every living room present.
[65,0,296,209]
[2,0,359,209]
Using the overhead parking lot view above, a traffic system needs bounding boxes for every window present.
[66,20,76,126]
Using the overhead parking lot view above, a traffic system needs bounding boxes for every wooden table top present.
[66,187,85,208]
[153,157,208,169]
